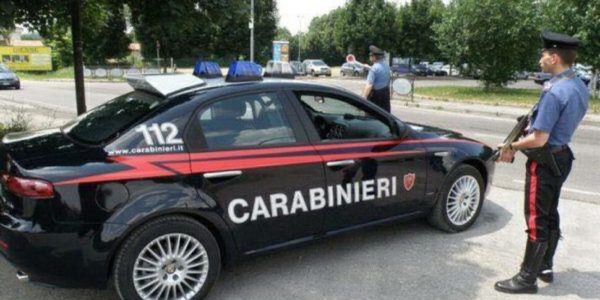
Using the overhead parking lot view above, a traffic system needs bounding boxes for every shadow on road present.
[207,199,512,300]
[538,270,600,299]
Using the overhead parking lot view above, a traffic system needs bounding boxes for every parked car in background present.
[533,70,594,86]
[264,60,295,79]
[0,64,20,89]
[532,72,551,84]
[441,65,460,76]
[575,69,591,86]
[411,64,433,77]
[391,63,411,76]
[340,62,367,77]
[429,64,448,76]
[512,71,529,80]
[290,60,306,76]
[303,59,332,77]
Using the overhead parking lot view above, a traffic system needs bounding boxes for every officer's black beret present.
[541,31,580,50]
[369,45,384,56]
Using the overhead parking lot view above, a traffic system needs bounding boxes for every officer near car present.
[362,45,391,112]
[494,31,589,294]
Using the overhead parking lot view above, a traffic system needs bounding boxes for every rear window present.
[62,91,165,144]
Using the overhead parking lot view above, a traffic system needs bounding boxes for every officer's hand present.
[496,143,515,163]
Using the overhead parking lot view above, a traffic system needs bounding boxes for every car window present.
[198,92,297,149]
[62,91,165,144]
[297,93,393,141]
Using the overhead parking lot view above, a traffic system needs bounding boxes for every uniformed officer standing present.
[494,31,589,294]
[362,45,391,112]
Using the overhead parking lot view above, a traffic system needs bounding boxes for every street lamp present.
[249,0,254,62]
[297,15,302,61]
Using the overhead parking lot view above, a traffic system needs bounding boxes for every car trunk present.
[0,129,90,219]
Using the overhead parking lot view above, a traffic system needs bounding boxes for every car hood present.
[406,122,463,139]
[2,128,91,163]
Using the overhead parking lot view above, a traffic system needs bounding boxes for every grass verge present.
[414,86,600,113]
[15,68,125,81]
[15,68,74,80]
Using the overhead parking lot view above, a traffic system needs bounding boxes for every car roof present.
[171,77,356,101]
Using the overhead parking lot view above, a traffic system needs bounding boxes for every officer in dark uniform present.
[362,45,391,112]
[494,31,589,294]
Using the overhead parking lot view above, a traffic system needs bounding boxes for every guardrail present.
[83,66,162,79]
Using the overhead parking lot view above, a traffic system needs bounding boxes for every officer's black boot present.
[539,230,560,283]
[494,240,548,294]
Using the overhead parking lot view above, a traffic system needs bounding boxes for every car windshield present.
[61,91,165,144]
[0,65,9,72]
[312,61,326,66]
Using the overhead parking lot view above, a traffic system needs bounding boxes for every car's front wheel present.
[428,165,484,232]
[114,215,221,300]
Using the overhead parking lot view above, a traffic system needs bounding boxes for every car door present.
[186,91,327,253]
[287,90,428,231]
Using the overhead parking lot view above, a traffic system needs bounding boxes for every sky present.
[277,0,412,34]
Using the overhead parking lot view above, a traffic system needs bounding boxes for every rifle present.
[494,106,562,177]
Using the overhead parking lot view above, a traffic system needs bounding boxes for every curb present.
[393,97,600,128]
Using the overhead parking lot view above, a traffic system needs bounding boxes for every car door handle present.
[326,160,355,168]
[204,170,242,179]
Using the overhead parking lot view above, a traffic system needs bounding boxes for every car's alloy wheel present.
[445,175,480,226]
[428,165,484,232]
[114,216,221,300]
[133,233,209,299]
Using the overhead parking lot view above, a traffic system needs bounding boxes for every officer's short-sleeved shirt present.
[531,69,589,146]
[366,60,391,90]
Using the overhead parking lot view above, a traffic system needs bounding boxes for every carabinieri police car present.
[0,61,495,299]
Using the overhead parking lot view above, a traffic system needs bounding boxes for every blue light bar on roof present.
[193,60,222,78]
[226,61,263,82]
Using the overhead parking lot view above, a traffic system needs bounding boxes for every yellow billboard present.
[0,46,52,71]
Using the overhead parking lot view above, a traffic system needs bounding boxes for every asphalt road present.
[1,78,599,299]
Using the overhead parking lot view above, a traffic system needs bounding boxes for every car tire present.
[14,83,20,90]
[353,71,358,77]
[311,70,315,77]
[341,71,346,76]
[427,165,484,233]
[113,215,221,300]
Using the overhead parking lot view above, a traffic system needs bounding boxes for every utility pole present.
[71,0,86,115]
[250,0,254,62]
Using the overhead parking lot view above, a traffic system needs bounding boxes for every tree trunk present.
[71,0,86,115]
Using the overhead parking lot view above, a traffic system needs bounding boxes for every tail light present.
[1,174,54,199]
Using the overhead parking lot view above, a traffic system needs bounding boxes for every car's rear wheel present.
[428,165,484,232]
[114,216,221,300]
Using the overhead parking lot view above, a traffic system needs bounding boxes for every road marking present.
[472,132,506,139]
[513,180,600,196]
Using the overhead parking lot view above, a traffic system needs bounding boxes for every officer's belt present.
[550,144,569,154]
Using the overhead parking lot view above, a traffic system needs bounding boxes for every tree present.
[301,9,344,65]
[127,0,277,65]
[82,0,130,64]
[396,0,445,62]
[332,0,398,62]
[434,0,540,88]
[540,0,600,95]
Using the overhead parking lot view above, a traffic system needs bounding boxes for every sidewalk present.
[394,96,600,128]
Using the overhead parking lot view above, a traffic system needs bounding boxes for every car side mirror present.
[394,119,409,139]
